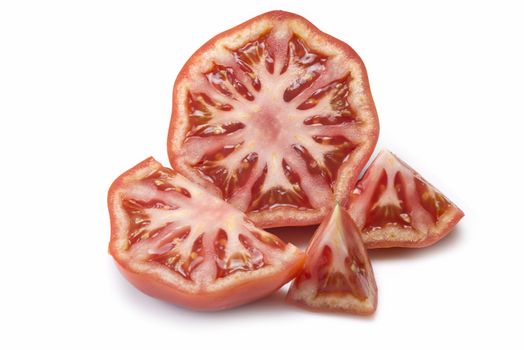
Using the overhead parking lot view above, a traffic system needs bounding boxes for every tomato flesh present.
[108,157,305,310]
[168,11,379,228]
[286,204,377,314]
[349,150,464,248]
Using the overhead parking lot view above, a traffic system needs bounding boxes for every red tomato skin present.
[167,10,379,228]
[107,158,306,311]
[113,257,305,311]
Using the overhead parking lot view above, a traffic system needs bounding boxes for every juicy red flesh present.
[363,170,412,231]
[414,176,451,221]
[315,246,368,300]
[248,163,312,212]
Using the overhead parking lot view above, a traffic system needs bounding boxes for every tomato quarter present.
[287,204,377,315]
[168,11,379,228]
[108,157,305,310]
[349,150,464,248]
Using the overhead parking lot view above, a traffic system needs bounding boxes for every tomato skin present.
[168,10,379,228]
[113,256,305,311]
[108,157,306,311]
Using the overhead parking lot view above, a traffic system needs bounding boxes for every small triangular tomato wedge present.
[108,157,305,311]
[349,150,464,248]
[286,204,378,315]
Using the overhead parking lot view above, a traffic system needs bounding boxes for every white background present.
[1,0,523,348]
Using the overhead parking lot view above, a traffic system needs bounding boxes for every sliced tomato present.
[108,157,305,310]
[349,150,464,248]
[168,10,379,228]
[286,204,377,315]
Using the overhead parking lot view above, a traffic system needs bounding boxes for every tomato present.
[286,204,377,315]
[108,157,305,310]
[349,150,464,248]
[168,10,379,228]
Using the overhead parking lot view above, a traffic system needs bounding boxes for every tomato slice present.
[108,157,305,310]
[286,204,377,315]
[168,11,379,228]
[349,150,464,248]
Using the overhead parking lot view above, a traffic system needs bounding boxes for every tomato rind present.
[361,206,464,248]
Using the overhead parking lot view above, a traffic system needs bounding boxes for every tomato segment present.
[286,204,378,315]
[349,150,464,248]
[168,11,379,228]
[108,157,305,310]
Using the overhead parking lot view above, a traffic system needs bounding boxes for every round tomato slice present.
[108,157,305,310]
[168,11,379,228]
[349,150,464,248]
[286,204,378,315]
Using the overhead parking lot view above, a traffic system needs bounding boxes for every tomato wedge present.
[349,150,464,248]
[286,204,378,315]
[108,157,305,310]
[168,10,379,228]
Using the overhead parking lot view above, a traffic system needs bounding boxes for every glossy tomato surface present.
[108,157,305,310]
[349,150,464,248]
[287,204,377,315]
[168,11,379,228]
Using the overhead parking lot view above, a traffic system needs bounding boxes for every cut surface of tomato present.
[168,11,379,228]
[286,204,377,315]
[108,157,305,310]
[349,150,464,248]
